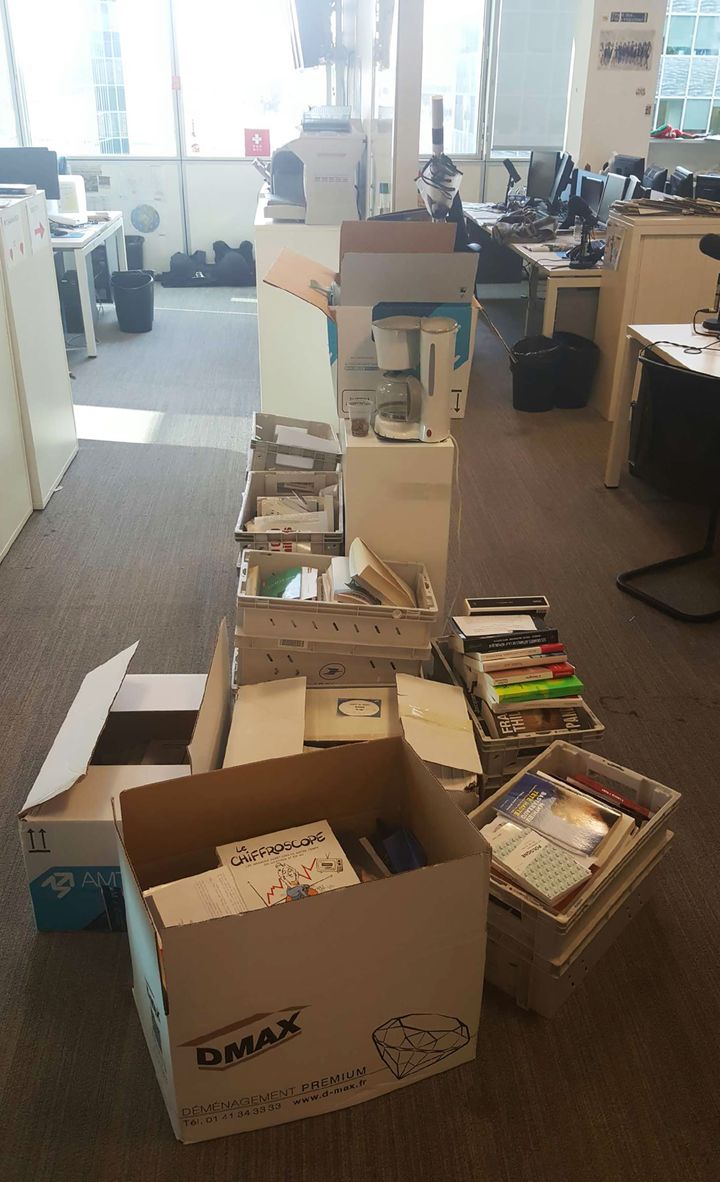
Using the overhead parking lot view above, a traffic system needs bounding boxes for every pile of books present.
[479,768,650,910]
[449,597,596,741]
[144,819,426,926]
[247,537,418,609]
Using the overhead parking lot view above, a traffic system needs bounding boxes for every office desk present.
[464,206,603,337]
[510,244,603,337]
[51,211,127,357]
[604,322,720,487]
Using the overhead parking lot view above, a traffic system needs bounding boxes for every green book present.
[495,675,584,704]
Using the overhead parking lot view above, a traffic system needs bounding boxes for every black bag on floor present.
[157,241,256,287]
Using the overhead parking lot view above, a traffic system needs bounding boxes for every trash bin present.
[509,336,560,412]
[111,270,154,333]
[552,331,600,408]
[125,234,145,270]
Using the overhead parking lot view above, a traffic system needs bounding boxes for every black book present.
[453,626,560,654]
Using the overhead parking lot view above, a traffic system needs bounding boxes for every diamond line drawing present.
[372,1013,470,1079]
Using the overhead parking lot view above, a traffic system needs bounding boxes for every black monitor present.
[643,164,668,193]
[579,175,605,217]
[611,153,645,180]
[597,172,627,224]
[695,173,720,202]
[0,147,60,199]
[623,175,643,200]
[548,152,574,210]
[526,150,561,201]
[669,166,694,198]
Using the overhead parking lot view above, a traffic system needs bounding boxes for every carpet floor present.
[1,290,719,1182]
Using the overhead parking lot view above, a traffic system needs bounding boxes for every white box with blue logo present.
[262,221,480,418]
[18,622,231,932]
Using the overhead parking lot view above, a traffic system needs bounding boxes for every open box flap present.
[262,249,338,321]
[20,643,139,815]
[224,678,307,768]
[338,220,456,261]
[396,674,482,776]
[187,620,231,775]
[341,252,478,306]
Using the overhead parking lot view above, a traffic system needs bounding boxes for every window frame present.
[654,1,720,137]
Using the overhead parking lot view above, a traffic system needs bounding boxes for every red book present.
[488,662,575,687]
[567,774,652,823]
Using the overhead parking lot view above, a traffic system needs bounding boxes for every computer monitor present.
[579,175,605,218]
[547,152,574,210]
[0,147,60,200]
[611,153,645,180]
[643,165,668,193]
[623,176,643,200]
[668,166,694,198]
[695,173,720,202]
[597,172,627,224]
[526,150,561,202]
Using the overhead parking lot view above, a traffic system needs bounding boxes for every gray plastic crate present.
[248,412,341,472]
[235,470,344,555]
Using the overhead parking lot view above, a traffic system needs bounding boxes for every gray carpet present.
[1,290,719,1181]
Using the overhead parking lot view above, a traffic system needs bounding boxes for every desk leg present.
[525,266,538,335]
[542,279,559,338]
[116,224,128,270]
[604,337,641,488]
[76,252,98,358]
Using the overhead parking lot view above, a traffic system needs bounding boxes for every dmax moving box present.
[116,737,491,1143]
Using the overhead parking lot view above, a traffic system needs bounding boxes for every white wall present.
[566,0,666,170]
[184,162,264,256]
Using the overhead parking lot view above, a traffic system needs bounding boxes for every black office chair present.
[617,349,720,622]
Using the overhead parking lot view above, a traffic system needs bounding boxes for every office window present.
[173,0,326,156]
[7,0,176,155]
[491,0,577,152]
[656,1,720,134]
[420,1,484,155]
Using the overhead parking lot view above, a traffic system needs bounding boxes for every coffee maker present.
[372,316,458,443]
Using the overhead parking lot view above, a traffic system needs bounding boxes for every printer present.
[265,109,366,225]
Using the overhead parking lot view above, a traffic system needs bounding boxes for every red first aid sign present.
[244,128,271,157]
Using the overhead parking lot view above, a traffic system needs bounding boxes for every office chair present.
[617,350,720,622]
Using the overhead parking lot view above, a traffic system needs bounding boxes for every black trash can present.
[552,331,600,408]
[509,335,561,412]
[111,270,154,333]
[125,234,145,270]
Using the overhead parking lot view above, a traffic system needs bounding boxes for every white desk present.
[604,322,720,487]
[510,243,603,337]
[51,211,127,358]
[0,250,32,560]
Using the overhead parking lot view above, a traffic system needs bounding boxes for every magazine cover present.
[496,772,622,856]
[217,820,359,911]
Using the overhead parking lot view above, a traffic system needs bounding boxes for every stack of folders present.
[480,769,651,910]
[449,598,595,742]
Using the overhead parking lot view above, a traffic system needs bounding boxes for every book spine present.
[480,650,567,671]
[488,663,575,686]
[464,596,549,615]
[462,628,560,654]
[495,677,583,703]
[566,775,652,823]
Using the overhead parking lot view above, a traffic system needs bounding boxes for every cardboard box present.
[18,624,231,932]
[224,675,480,812]
[116,737,490,1142]
[263,222,480,419]
[232,643,427,689]
[223,679,400,767]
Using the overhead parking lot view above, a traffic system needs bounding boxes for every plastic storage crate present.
[431,640,605,794]
[469,740,681,962]
[236,550,439,656]
[235,470,344,555]
[248,413,341,473]
[232,644,427,690]
[485,834,671,1016]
